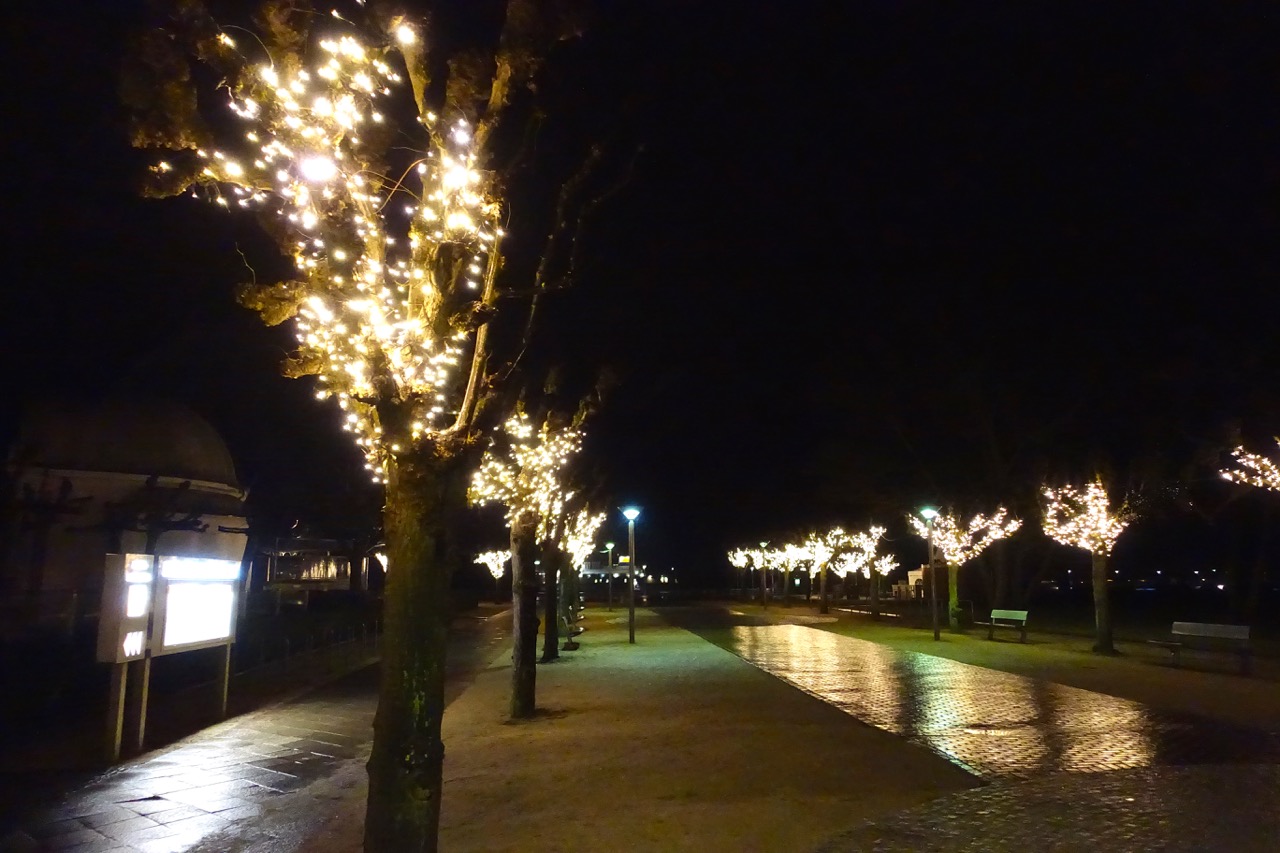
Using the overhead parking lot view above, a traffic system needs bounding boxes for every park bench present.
[975,609,1029,643]
[1147,622,1252,675]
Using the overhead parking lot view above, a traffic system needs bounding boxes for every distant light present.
[622,507,641,522]
[396,24,416,45]
[1217,584,1225,590]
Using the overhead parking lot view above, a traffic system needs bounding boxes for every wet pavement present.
[724,622,1280,780]
[0,610,507,853]
[691,615,1280,851]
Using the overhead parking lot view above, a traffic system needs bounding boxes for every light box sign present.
[97,554,243,662]
[96,554,152,663]
[155,556,242,653]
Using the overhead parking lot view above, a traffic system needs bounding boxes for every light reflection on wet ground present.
[727,623,1280,781]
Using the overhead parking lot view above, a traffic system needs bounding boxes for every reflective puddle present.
[727,624,1279,780]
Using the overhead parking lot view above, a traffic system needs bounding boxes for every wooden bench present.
[975,609,1028,643]
[1147,622,1252,675]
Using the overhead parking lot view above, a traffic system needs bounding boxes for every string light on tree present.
[469,413,582,540]
[909,508,1021,630]
[152,25,505,483]
[1041,485,1126,557]
[1221,442,1280,492]
[474,550,508,582]
[1042,480,1129,654]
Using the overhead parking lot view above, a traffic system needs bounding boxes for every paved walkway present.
[6,603,1279,852]
[0,610,507,853]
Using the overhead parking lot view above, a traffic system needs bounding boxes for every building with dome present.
[2,399,248,638]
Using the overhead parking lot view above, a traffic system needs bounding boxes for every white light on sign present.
[162,583,235,648]
[122,631,144,657]
[159,556,241,582]
[126,584,150,617]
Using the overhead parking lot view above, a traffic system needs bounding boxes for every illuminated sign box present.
[97,554,243,662]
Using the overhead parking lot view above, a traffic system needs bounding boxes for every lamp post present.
[920,508,940,641]
[622,507,640,644]
[759,541,769,607]
[603,542,615,610]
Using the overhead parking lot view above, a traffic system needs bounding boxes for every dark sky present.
[3,1,1280,583]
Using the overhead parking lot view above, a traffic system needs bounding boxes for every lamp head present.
[622,507,641,522]
[919,507,939,521]
[605,541,615,550]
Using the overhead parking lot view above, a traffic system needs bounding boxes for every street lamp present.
[759,540,769,607]
[603,542,616,610]
[920,507,940,641]
[622,507,641,644]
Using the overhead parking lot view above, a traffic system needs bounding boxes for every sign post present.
[98,553,243,762]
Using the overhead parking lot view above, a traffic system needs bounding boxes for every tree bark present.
[1091,550,1115,654]
[541,548,560,662]
[818,564,828,614]
[510,518,539,717]
[869,569,880,620]
[761,565,769,608]
[947,563,961,630]
[364,452,469,853]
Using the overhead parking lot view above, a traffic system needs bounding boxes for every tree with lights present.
[554,507,604,644]
[909,508,1022,630]
[471,412,584,692]
[1042,481,1129,654]
[474,549,508,602]
[125,2,621,849]
[1221,442,1280,492]
[839,526,892,617]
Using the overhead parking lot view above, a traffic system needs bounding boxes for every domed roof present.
[10,399,241,489]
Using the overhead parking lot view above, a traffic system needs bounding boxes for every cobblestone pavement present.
[1,611,507,853]
[720,622,1280,851]
[814,765,1280,852]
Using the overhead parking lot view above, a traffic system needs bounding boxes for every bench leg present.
[987,623,994,641]
[1019,625,1027,643]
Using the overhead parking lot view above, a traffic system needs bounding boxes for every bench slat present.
[1171,622,1249,641]
[990,609,1028,621]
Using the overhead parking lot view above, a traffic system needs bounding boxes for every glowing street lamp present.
[920,507,940,641]
[603,541,616,610]
[622,507,640,644]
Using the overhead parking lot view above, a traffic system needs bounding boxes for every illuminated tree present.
[1042,481,1129,654]
[909,508,1022,630]
[803,527,866,615]
[555,507,604,635]
[471,413,579,696]
[125,3,616,849]
[1221,442,1280,492]
[474,549,508,601]
[727,547,753,596]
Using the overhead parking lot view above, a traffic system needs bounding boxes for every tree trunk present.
[510,518,539,717]
[869,569,880,619]
[761,565,769,608]
[782,567,791,605]
[947,563,960,630]
[1091,550,1115,654]
[818,564,828,614]
[541,548,560,662]
[364,452,469,853]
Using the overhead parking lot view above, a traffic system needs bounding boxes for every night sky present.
[4,2,1280,586]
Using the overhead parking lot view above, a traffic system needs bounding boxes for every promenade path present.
[4,602,1278,852]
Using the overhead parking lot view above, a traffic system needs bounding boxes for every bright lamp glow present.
[920,507,939,521]
[162,583,235,647]
[622,507,640,521]
[126,584,150,618]
[159,556,241,582]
